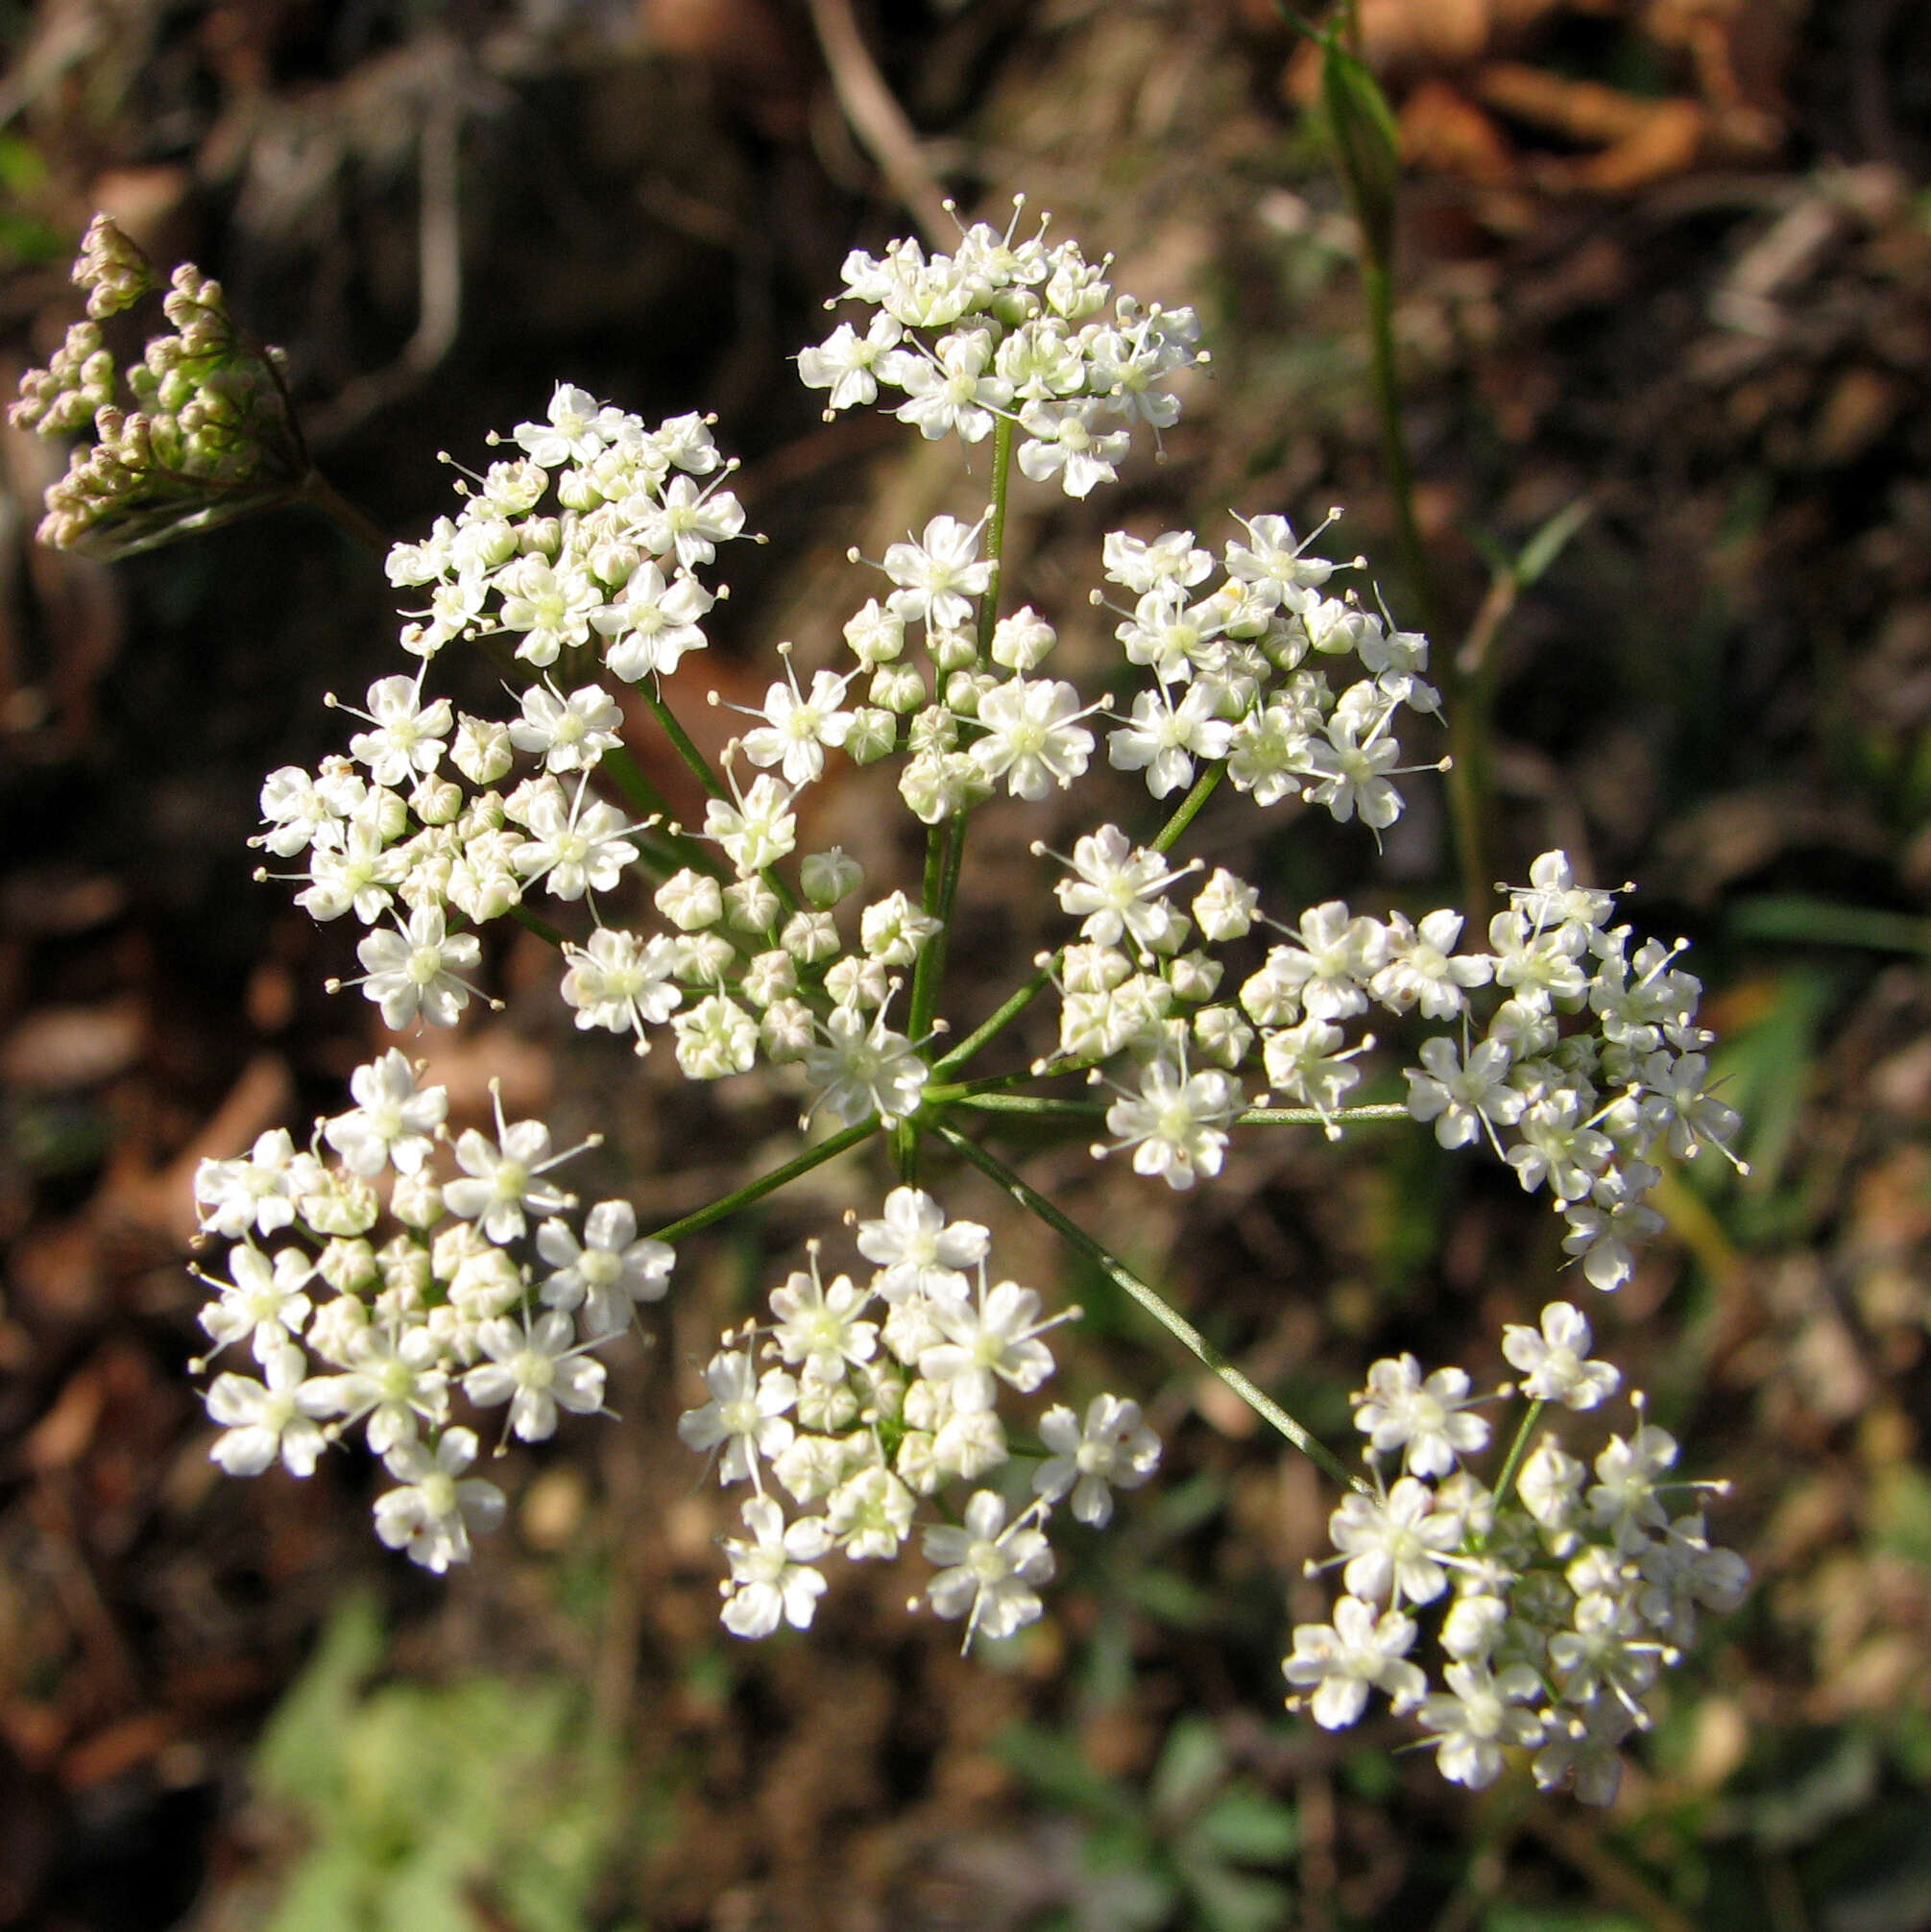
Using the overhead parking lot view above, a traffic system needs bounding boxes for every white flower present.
[797,312,903,412]
[672,993,759,1079]
[1100,1055,1241,1191]
[559,928,683,1048]
[719,1496,833,1637]
[514,382,611,467]
[537,1201,674,1338]
[1050,824,1188,954]
[323,1050,447,1177]
[801,1003,929,1127]
[1351,1355,1491,1478]
[507,680,625,774]
[918,1276,1067,1413]
[498,558,602,666]
[1404,1036,1525,1150]
[349,906,483,1029]
[855,1187,987,1302]
[463,1308,606,1441]
[591,562,713,680]
[767,1255,878,1385]
[1282,1596,1426,1729]
[512,778,641,900]
[970,676,1096,798]
[678,1349,796,1486]
[1106,681,1234,799]
[194,1129,318,1240]
[205,1342,336,1476]
[197,1241,315,1360]
[1224,512,1340,613]
[442,1094,580,1243]
[303,1323,448,1457]
[1015,397,1130,497]
[1502,1303,1621,1409]
[1417,1662,1545,1789]
[827,1465,915,1559]
[1032,1395,1161,1526]
[890,327,1011,443]
[634,472,745,571]
[703,773,797,877]
[342,673,453,787]
[740,664,855,786]
[923,1491,1054,1647]
[1329,1477,1460,1606]
[882,514,993,633]
[372,1427,505,1572]
[1370,910,1492,1020]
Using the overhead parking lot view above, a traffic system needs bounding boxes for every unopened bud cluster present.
[1286,1301,1748,1805]
[10,215,305,555]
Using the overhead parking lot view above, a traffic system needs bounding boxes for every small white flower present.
[197,1241,315,1360]
[970,676,1097,799]
[507,680,625,774]
[463,1308,607,1441]
[323,1050,447,1177]
[342,674,454,787]
[372,1427,505,1572]
[740,664,855,786]
[678,1349,796,1487]
[1106,681,1233,799]
[1032,1395,1161,1526]
[1329,1477,1460,1606]
[801,1003,929,1127]
[205,1342,336,1477]
[923,1491,1054,1647]
[591,562,713,680]
[1282,1596,1426,1728]
[703,772,797,878]
[855,1187,987,1302]
[767,1253,879,1385]
[1050,824,1188,954]
[882,514,993,634]
[1417,1662,1545,1790]
[797,312,903,411]
[719,1496,833,1637]
[918,1276,1067,1413]
[441,1091,581,1243]
[1502,1302,1621,1409]
[1351,1355,1491,1478]
[537,1200,674,1338]
[349,906,484,1029]
[1099,1055,1241,1192]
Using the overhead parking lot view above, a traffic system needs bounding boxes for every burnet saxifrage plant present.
[17,208,1750,1804]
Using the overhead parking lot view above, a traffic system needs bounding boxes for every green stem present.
[1487,1398,1546,1518]
[509,903,567,949]
[1237,1102,1411,1125]
[641,686,728,800]
[934,763,1233,1080]
[1150,760,1226,855]
[975,413,1016,660]
[933,960,1052,1076]
[1361,249,1493,920]
[936,1124,1367,1493]
[646,1119,880,1246]
[299,468,388,557]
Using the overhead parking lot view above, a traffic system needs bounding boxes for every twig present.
[805,0,952,246]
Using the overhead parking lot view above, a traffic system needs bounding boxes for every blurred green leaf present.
[1191,1789,1298,1864]
[1728,897,1931,955]
[1317,35,1400,265]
